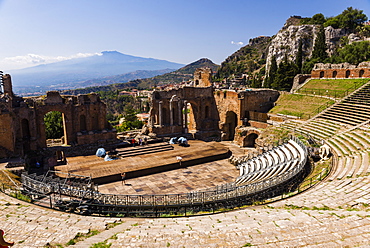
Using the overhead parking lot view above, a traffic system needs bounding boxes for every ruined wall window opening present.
[319,71,324,78]
[243,133,259,147]
[80,115,87,132]
[162,107,169,125]
[332,71,337,78]
[225,111,237,141]
[21,119,31,140]
[345,70,350,78]
[44,111,66,146]
[359,69,364,78]
[195,80,199,86]
[187,102,197,133]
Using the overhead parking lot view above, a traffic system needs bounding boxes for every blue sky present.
[0,0,370,70]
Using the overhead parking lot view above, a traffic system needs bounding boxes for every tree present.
[310,13,326,25]
[324,7,368,30]
[339,7,367,30]
[311,26,328,62]
[44,111,64,139]
[296,40,303,73]
[272,55,298,91]
[265,56,277,88]
[332,40,370,65]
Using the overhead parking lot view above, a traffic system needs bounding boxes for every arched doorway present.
[225,111,237,141]
[319,71,324,78]
[345,70,350,78]
[359,69,365,78]
[243,133,259,147]
[44,111,67,146]
[332,71,337,78]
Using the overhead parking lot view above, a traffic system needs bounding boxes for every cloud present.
[231,41,244,46]
[0,52,102,70]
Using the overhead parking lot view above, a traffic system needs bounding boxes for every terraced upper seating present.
[319,81,370,126]
[235,139,306,186]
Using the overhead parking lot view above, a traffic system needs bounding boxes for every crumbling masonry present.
[0,74,116,158]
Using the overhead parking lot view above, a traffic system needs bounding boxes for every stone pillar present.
[183,101,188,132]
[169,100,173,126]
[178,100,182,126]
[158,101,163,126]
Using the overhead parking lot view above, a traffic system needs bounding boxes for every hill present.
[61,58,219,95]
[215,7,369,91]
[9,51,184,94]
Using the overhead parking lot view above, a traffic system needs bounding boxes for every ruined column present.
[158,101,163,126]
[183,100,188,132]
[169,99,173,126]
[178,100,182,126]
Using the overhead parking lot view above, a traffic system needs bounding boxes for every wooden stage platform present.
[55,141,231,184]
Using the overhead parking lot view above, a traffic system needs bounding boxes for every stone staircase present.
[277,82,370,209]
[319,81,370,126]
[116,142,174,158]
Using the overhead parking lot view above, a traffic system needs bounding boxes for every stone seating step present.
[320,113,360,126]
[327,109,369,122]
[347,155,361,178]
[355,152,368,177]
[329,107,369,119]
[321,108,369,122]
[327,138,349,157]
[297,126,331,140]
[116,142,174,158]
[327,156,346,181]
[337,156,353,180]
[342,133,369,151]
[336,135,360,152]
[305,120,338,133]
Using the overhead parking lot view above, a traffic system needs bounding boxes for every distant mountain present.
[8,51,184,94]
[61,58,219,95]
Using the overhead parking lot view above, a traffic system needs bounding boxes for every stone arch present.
[319,71,324,78]
[359,69,365,78]
[195,80,199,86]
[332,71,337,78]
[345,70,350,78]
[243,133,259,147]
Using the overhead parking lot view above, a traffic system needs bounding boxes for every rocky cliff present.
[265,17,351,72]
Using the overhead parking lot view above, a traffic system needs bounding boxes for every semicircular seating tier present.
[235,138,306,186]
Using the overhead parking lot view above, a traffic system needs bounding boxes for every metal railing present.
[0,137,317,216]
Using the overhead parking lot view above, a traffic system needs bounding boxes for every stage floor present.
[55,141,250,195]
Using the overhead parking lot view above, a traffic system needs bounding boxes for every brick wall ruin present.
[147,68,280,145]
[0,74,116,158]
[311,62,370,79]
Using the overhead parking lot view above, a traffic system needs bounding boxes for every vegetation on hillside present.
[61,58,219,95]
[214,36,271,84]
[216,7,369,92]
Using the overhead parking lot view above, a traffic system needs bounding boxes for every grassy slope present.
[296,78,369,98]
[269,93,334,119]
[270,78,369,119]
